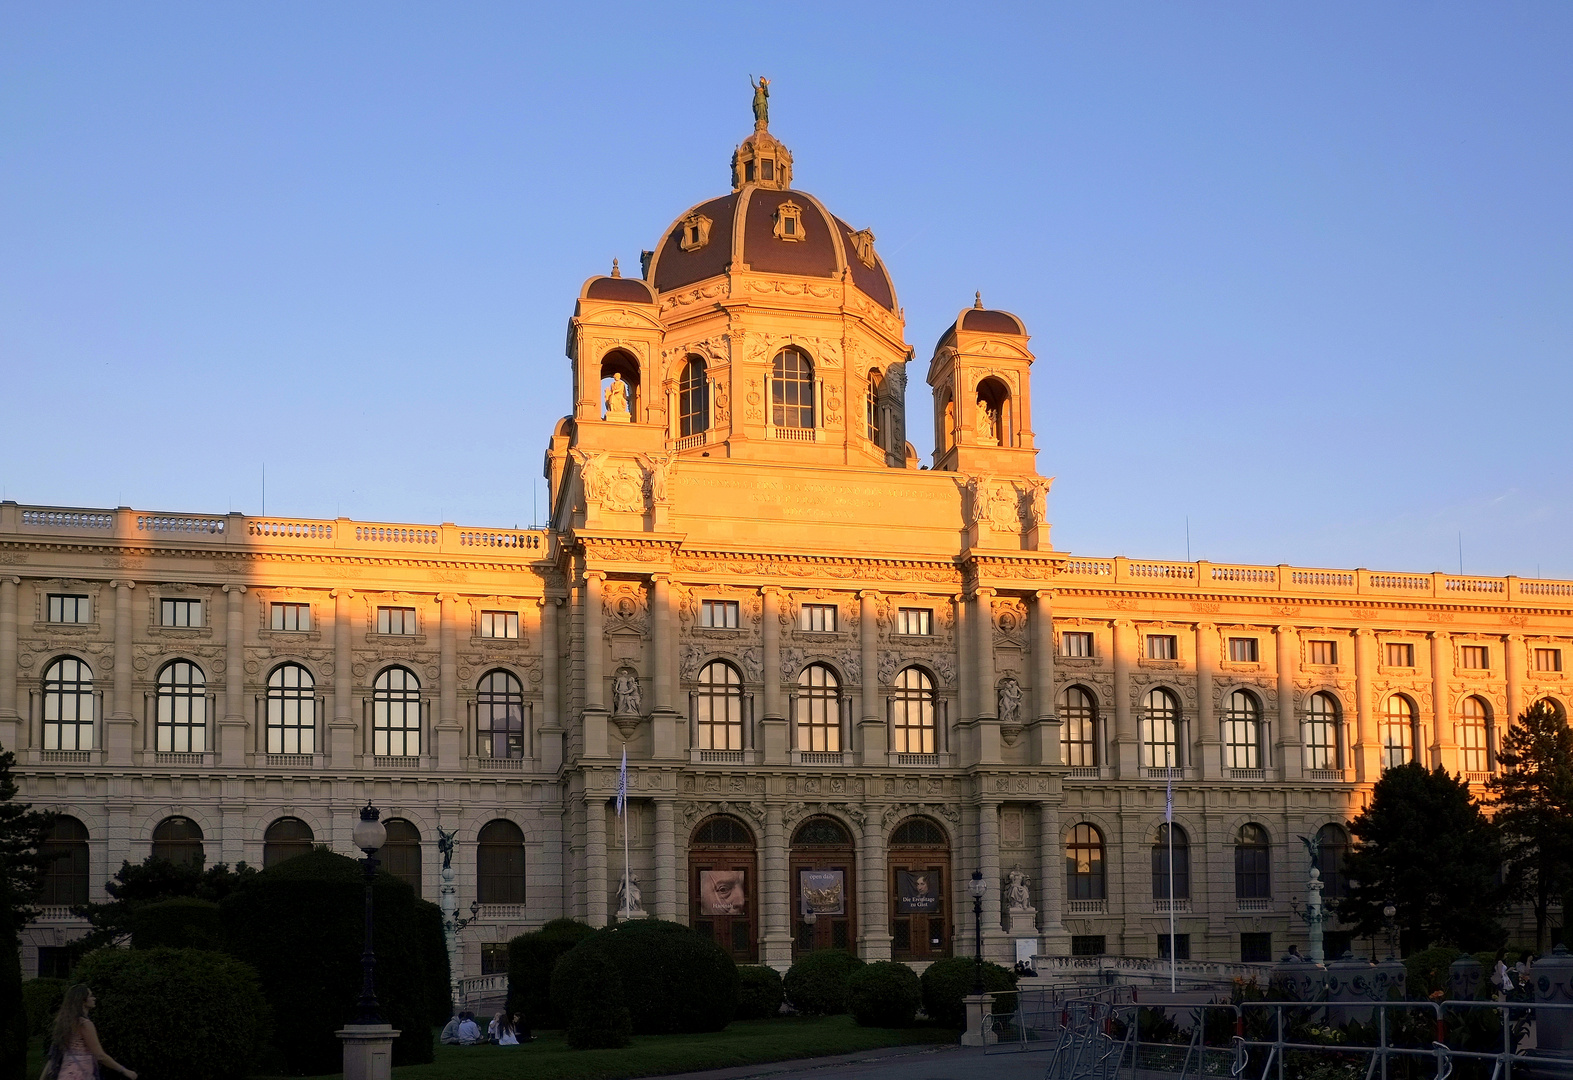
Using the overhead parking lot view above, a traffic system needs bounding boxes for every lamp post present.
[1382,902,1398,960]
[352,801,388,1024]
[968,869,987,995]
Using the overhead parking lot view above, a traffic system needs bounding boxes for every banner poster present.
[896,870,941,914]
[698,869,747,915]
[799,869,845,915]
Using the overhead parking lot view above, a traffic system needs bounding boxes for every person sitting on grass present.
[495,1013,519,1046]
[457,1011,481,1045]
[439,1013,462,1045]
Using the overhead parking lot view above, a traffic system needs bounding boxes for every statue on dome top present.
[750,75,770,129]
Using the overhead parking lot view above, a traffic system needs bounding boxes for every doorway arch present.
[888,816,950,960]
[791,815,857,957]
[689,814,757,962]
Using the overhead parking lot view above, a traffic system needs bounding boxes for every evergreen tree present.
[1488,699,1573,952]
[1341,762,1506,952]
[73,855,256,954]
[0,744,57,1080]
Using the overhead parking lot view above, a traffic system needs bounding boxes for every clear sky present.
[3,3,1570,577]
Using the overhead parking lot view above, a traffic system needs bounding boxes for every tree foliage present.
[1342,762,1506,951]
[1487,699,1573,951]
[0,743,56,1080]
[73,855,256,954]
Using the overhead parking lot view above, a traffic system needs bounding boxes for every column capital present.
[858,589,880,600]
[1276,624,1295,635]
[1427,629,1449,640]
[1032,589,1054,602]
[974,586,996,599]
[760,584,779,597]
[330,588,355,599]
[583,570,607,585]
[222,583,247,595]
[109,579,136,590]
[436,592,459,604]
[651,571,670,585]
[3,576,20,586]
[1353,626,1372,638]
[1195,621,1215,632]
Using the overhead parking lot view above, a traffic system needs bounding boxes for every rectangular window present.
[1536,648,1564,673]
[479,610,519,639]
[1308,640,1338,666]
[1240,933,1273,963]
[1158,934,1191,961]
[269,602,311,632]
[1062,632,1094,658]
[377,607,417,635]
[1146,635,1177,661]
[480,943,509,975]
[1460,645,1490,670]
[700,600,739,629]
[47,594,91,624]
[1385,642,1414,668]
[36,946,74,980]
[160,598,203,628]
[1228,637,1259,663]
[895,608,932,636]
[799,604,837,632]
[1070,935,1106,957]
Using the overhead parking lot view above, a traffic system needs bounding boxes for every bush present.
[413,899,452,1025]
[507,918,594,1030]
[551,919,738,1037]
[21,978,67,1036]
[848,961,921,1027]
[783,950,866,1016]
[736,965,785,1020]
[919,956,1017,1028]
[556,947,632,1049]
[73,948,268,1080]
[220,847,444,1074]
[1,920,23,1080]
[1404,946,1462,999]
[130,897,223,950]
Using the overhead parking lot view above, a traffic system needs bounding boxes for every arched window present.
[771,348,815,429]
[477,669,525,760]
[1534,697,1567,723]
[266,663,316,755]
[155,660,206,754]
[1234,823,1271,899]
[373,666,422,758]
[1141,688,1181,769]
[792,817,855,955]
[1316,824,1351,901]
[1060,686,1098,768]
[40,816,89,906]
[477,820,526,905]
[1380,695,1416,769]
[694,661,743,751]
[601,348,640,420]
[891,667,936,754]
[679,356,709,438]
[1066,824,1105,901]
[975,377,1010,446]
[1459,696,1492,773]
[889,816,949,960]
[151,816,204,867]
[263,817,313,868]
[891,818,947,846]
[1152,823,1190,901]
[866,370,883,446]
[1304,692,1341,771]
[694,815,754,846]
[940,393,956,453]
[1224,690,1261,770]
[382,819,421,896]
[795,664,841,752]
[43,657,94,751]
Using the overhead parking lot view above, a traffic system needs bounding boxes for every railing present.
[768,426,817,442]
[249,519,332,540]
[1154,897,1191,914]
[458,530,541,550]
[139,514,225,534]
[477,904,524,919]
[21,510,111,529]
[1230,767,1266,781]
[36,906,80,921]
[1522,581,1573,596]
[697,749,745,764]
[1463,770,1494,783]
[1066,899,1107,915]
[265,754,314,768]
[458,974,508,1001]
[356,525,438,544]
[41,750,92,764]
[1062,559,1112,577]
[1369,573,1430,590]
[1291,570,1355,586]
[1063,766,1101,779]
[1306,768,1346,781]
[799,751,844,765]
[1446,577,1506,594]
[894,752,939,766]
[1212,565,1276,584]
[477,757,525,770]
[1236,897,1272,912]
[153,752,205,766]
[1128,562,1195,581]
[674,432,706,451]
[374,754,420,768]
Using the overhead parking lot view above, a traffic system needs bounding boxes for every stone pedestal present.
[1449,955,1482,1001]
[1007,907,1037,936]
[960,993,997,1046]
[338,1024,400,1080]
[1326,953,1377,1025]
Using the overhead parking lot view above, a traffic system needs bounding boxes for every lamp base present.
[960,994,997,1046]
[338,1024,401,1080]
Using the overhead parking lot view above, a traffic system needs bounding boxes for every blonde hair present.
[51,984,91,1050]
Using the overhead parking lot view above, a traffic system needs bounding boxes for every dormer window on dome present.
[678,211,713,252]
[773,200,805,242]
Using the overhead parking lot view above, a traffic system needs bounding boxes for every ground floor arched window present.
[689,814,757,963]
[888,817,949,960]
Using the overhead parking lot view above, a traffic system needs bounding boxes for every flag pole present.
[1167,745,1176,993]
[617,746,630,921]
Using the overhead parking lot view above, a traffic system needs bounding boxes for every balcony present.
[1237,898,1272,913]
[1154,898,1192,914]
[1067,899,1109,915]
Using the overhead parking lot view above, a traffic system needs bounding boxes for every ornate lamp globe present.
[968,869,987,901]
[354,802,386,856]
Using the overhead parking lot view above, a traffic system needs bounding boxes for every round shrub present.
[919,956,1017,1027]
[131,896,223,950]
[848,961,921,1027]
[551,919,738,1037]
[783,950,866,1016]
[507,918,594,1029]
[735,965,785,1020]
[555,947,632,1049]
[220,848,445,1074]
[73,948,268,1080]
[22,977,67,1036]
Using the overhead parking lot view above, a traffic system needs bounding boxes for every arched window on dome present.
[771,348,815,429]
[679,356,709,438]
[601,348,640,422]
[866,369,884,448]
[940,392,956,453]
[975,377,1011,447]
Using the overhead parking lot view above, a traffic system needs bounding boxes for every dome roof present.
[581,270,655,304]
[934,295,1028,350]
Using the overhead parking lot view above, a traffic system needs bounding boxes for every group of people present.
[1492,949,1537,1000]
[439,1010,531,1047]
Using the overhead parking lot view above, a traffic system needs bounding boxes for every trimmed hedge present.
[73,948,268,1080]
[21,978,66,1036]
[1,918,23,1080]
[919,956,1017,1027]
[783,950,866,1016]
[130,896,223,950]
[507,918,594,1030]
[551,919,739,1038]
[220,848,444,1074]
[736,965,785,1020]
[558,947,632,1049]
[848,961,922,1028]
[413,899,453,1025]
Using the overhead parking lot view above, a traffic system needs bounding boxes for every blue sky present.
[3,3,1570,577]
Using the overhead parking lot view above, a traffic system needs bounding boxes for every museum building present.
[5,105,1572,986]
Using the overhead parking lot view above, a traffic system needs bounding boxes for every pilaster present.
[1112,620,1138,777]
[106,581,136,765]
[582,572,609,760]
[0,577,20,750]
[650,575,683,759]
[1195,623,1221,780]
[1275,625,1301,780]
[760,587,787,763]
[857,590,885,761]
[1430,631,1455,772]
[435,594,463,768]
[220,585,248,766]
[330,589,357,766]
[1037,799,1069,955]
[1030,591,1060,765]
[973,588,1001,765]
[585,791,608,928]
[762,805,792,968]
[1506,634,1525,726]
[1353,628,1379,780]
[857,815,892,960]
[538,597,564,773]
[654,797,676,921]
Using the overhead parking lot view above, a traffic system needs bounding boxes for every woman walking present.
[46,984,137,1080]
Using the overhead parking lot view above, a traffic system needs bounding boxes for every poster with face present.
[698,869,747,915]
[897,870,940,913]
[799,869,845,916]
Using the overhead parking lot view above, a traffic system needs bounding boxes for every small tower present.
[927,295,1038,477]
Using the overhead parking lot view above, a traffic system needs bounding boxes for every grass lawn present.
[272,1016,957,1080]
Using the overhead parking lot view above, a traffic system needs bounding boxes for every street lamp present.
[1382,902,1398,960]
[352,801,387,1024]
[968,870,988,994]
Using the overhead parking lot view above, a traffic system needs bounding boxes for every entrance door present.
[689,815,757,962]
[791,816,857,957]
[889,816,951,960]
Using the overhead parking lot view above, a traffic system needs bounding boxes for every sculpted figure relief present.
[1006,867,1031,911]
[750,75,770,127]
[604,374,631,421]
[613,667,642,716]
[975,398,998,444]
[617,873,643,915]
[997,677,1023,725]
[437,826,457,871]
